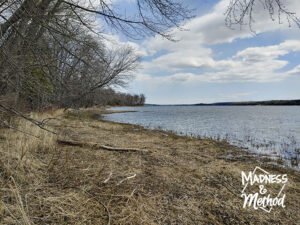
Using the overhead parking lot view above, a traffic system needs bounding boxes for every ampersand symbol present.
[259,185,267,194]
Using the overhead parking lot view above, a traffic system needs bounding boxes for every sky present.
[105,0,300,104]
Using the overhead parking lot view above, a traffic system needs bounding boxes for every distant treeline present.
[147,99,300,107]
[195,99,300,106]
[92,89,145,107]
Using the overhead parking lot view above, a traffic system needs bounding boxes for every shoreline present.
[102,107,299,172]
[0,107,299,224]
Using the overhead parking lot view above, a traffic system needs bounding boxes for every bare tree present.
[225,0,300,31]
[0,0,190,126]
[61,0,193,40]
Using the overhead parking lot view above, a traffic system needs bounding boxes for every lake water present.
[104,106,300,170]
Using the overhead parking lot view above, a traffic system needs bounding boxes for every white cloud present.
[102,33,148,57]
[288,65,300,76]
[235,40,300,61]
[143,0,300,54]
[135,40,300,86]
[134,0,300,86]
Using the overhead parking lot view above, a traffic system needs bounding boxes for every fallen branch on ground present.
[103,172,113,183]
[117,174,136,185]
[57,139,148,153]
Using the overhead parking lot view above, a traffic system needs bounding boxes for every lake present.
[104,106,300,170]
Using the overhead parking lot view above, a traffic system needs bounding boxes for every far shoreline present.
[144,99,300,106]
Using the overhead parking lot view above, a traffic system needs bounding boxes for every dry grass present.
[0,108,299,224]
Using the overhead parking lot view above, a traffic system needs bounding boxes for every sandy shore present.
[0,107,299,224]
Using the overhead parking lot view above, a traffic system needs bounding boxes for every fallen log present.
[57,139,148,153]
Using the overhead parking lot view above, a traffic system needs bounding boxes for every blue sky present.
[108,0,300,104]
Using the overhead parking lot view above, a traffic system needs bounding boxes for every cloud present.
[102,33,148,57]
[288,65,300,76]
[235,40,300,61]
[135,0,300,86]
[136,40,300,85]
[143,0,300,53]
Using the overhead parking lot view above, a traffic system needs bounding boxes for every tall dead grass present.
[1,109,111,224]
[0,111,57,224]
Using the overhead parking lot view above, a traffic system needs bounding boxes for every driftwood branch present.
[57,139,148,153]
